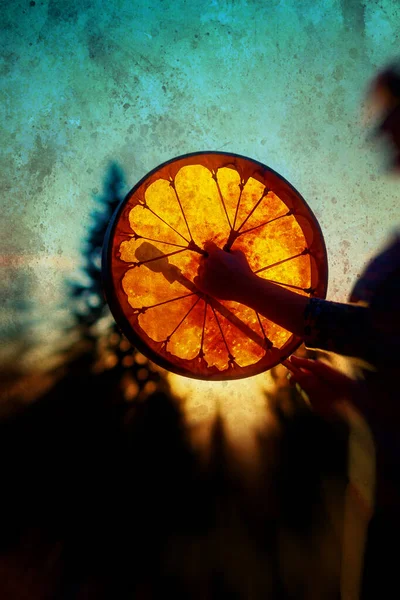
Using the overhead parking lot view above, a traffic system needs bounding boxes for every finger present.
[230,248,245,257]
[197,263,205,277]
[282,359,311,378]
[283,360,301,376]
[284,363,319,394]
[286,372,296,386]
[289,356,336,380]
[288,356,352,384]
[287,372,311,391]
[203,240,219,253]
[282,362,310,385]
[286,372,303,389]
[287,375,311,401]
[231,249,250,264]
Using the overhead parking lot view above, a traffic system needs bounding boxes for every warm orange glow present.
[105,153,328,380]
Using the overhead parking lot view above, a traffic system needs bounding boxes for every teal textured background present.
[1,0,399,360]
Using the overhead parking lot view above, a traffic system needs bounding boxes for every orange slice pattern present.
[103,152,328,380]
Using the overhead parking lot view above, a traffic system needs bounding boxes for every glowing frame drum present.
[102,152,328,380]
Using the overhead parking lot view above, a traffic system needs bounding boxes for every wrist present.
[233,271,260,304]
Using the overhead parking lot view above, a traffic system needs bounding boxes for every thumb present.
[203,240,219,254]
[231,248,251,266]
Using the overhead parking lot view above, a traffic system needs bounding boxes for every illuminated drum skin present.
[103,152,328,380]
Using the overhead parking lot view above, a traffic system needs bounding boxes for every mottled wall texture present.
[1,0,399,360]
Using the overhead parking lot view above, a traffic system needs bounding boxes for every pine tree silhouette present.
[68,162,125,332]
[63,162,169,400]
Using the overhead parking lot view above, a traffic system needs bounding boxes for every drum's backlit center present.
[107,154,327,379]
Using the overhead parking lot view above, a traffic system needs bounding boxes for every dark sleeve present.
[303,297,374,360]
